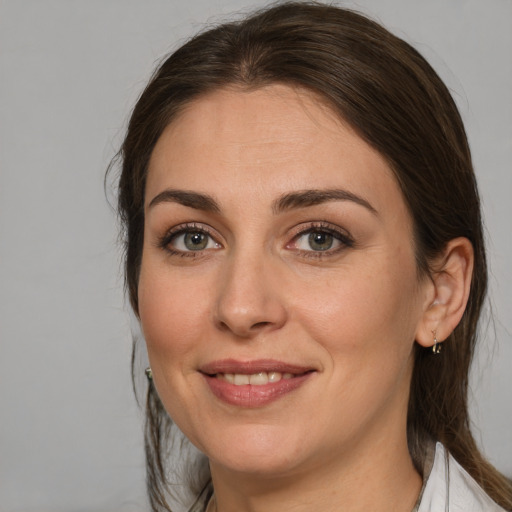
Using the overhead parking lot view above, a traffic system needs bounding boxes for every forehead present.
[146,84,406,220]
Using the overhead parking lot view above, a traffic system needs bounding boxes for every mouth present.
[199,359,316,407]
[216,371,296,386]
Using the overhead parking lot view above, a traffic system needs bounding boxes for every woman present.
[113,2,512,511]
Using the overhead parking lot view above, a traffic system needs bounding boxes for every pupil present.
[185,232,207,250]
[308,231,333,251]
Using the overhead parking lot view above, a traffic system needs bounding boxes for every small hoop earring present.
[145,367,153,381]
[432,330,442,354]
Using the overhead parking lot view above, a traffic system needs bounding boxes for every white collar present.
[416,442,505,512]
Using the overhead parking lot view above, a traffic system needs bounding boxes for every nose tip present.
[213,261,287,338]
[216,316,278,338]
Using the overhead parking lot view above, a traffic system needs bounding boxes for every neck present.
[208,434,422,512]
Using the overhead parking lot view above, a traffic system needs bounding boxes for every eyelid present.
[286,221,354,255]
[157,222,222,256]
[156,220,353,258]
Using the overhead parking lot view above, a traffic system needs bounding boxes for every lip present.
[200,358,313,375]
[200,359,316,408]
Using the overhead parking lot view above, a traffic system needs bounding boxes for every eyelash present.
[157,221,354,259]
[158,223,219,258]
[288,222,354,259]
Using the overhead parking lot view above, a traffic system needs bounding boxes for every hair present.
[112,2,512,510]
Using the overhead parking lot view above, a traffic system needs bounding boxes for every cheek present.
[137,264,210,364]
[291,255,422,359]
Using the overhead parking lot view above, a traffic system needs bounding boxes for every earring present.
[432,330,442,354]
[145,367,153,381]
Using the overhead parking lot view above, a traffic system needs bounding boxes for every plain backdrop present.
[0,0,510,511]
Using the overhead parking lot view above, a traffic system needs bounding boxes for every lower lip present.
[202,373,313,408]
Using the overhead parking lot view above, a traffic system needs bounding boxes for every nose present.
[213,252,288,338]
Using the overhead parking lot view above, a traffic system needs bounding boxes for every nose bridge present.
[213,243,287,337]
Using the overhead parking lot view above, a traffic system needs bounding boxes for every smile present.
[216,371,294,385]
[200,359,315,407]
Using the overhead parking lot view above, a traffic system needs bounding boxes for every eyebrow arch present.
[272,189,378,215]
[148,189,221,213]
[148,188,377,216]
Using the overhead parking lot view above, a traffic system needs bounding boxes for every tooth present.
[218,371,295,385]
[249,372,269,385]
[233,374,250,385]
[268,372,282,382]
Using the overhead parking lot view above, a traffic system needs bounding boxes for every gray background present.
[0,0,510,510]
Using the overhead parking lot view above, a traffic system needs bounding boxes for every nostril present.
[251,321,271,330]
[217,321,230,332]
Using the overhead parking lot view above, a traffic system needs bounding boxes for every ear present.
[415,237,474,349]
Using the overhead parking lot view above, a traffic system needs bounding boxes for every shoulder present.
[417,443,507,512]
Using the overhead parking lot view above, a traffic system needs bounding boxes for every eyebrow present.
[148,188,377,216]
[272,189,378,215]
[148,189,221,213]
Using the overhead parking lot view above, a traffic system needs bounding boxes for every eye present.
[173,231,218,251]
[288,223,353,255]
[159,224,221,255]
[301,231,337,251]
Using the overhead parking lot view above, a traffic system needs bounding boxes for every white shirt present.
[416,443,506,512]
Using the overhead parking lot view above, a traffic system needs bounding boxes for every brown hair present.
[113,2,512,510]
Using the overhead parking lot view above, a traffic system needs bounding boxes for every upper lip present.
[200,359,314,375]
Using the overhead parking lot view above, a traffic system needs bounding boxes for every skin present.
[137,85,470,512]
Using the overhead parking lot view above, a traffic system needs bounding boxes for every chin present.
[199,424,310,477]
[211,451,305,478]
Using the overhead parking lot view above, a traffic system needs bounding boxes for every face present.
[138,85,432,479]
